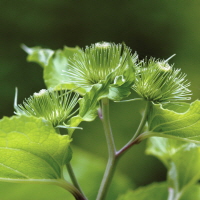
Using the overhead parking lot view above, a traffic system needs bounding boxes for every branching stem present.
[96,100,151,200]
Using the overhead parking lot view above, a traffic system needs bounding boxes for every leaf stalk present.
[66,162,87,199]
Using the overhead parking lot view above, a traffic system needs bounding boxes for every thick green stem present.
[96,98,117,200]
[66,162,87,199]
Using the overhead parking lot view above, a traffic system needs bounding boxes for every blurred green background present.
[1,0,200,199]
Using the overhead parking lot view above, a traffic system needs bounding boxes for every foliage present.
[1,42,200,200]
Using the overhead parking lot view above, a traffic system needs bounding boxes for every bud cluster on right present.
[132,57,191,103]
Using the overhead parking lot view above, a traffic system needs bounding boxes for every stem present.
[96,98,117,200]
[117,101,151,157]
[168,188,175,200]
[56,179,87,200]
[167,188,182,200]
[96,100,150,200]
[66,162,87,199]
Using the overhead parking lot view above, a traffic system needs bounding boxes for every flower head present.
[14,88,79,127]
[63,42,137,88]
[132,57,191,103]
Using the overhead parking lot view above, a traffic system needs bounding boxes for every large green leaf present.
[0,182,72,200]
[146,137,200,199]
[140,100,200,143]
[0,115,72,182]
[0,146,132,200]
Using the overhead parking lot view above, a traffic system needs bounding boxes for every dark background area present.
[0,0,200,197]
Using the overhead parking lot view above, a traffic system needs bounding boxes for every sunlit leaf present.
[140,100,200,143]
[162,102,190,113]
[0,115,71,182]
[0,147,132,200]
[0,182,73,200]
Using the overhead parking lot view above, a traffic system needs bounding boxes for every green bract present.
[133,57,191,103]
[62,42,137,100]
[14,88,79,127]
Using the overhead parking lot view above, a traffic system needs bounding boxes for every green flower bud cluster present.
[132,57,191,103]
[64,42,137,87]
[14,88,79,127]
[16,42,192,130]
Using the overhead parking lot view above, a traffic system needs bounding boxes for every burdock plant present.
[0,42,200,200]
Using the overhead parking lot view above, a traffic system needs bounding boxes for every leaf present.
[66,83,109,135]
[162,102,190,113]
[140,100,200,143]
[168,144,200,198]
[181,185,200,200]
[0,182,73,200]
[146,137,200,199]
[0,115,72,182]
[79,83,109,121]
[22,44,54,68]
[0,146,133,200]
[22,45,82,89]
[146,137,187,168]
[44,46,82,89]
[117,182,168,200]
[113,182,200,200]
[109,65,135,101]
[108,82,131,101]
